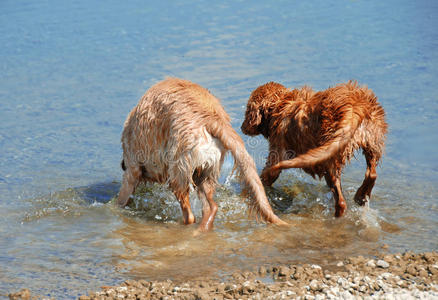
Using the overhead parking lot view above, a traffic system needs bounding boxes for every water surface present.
[1,0,437,298]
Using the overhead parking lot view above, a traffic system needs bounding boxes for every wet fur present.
[118,78,286,231]
[241,81,387,217]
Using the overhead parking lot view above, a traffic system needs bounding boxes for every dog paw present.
[260,171,273,186]
[354,194,369,206]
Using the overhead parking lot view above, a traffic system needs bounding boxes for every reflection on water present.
[1,0,437,298]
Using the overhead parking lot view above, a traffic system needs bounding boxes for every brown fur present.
[118,78,286,231]
[241,81,387,217]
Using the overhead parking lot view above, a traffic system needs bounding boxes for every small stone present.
[337,261,344,267]
[418,269,429,278]
[376,279,384,288]
[428,265,438,275]
[259,266,267,276]
[304,268,316,277]
[138,280,150,288]
[315,294,325,300]
[376,259,389,268]
[116,286,128,293]
[403,251,414,260]
[340,290,354,300]
[294,266,304,280]
[124,279,137,287]
[337,277,350,289]
[242,280,250,287]
[224,284,235,292]
[286,290,295,296]
[216,283,225,293]
[242,280,256,294]
[309,279,322,292]
[366,259,376,268]
[423,252,435,263]
[105,289,116,297]
[406,264,417,276]
[279,266,290,277]
[384,255,395,263]
[194,290,209,300]
[198,282,206,288]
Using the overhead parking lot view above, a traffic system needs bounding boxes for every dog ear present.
[241,101,263,136]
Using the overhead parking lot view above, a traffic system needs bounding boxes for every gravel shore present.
[9,251,438,299]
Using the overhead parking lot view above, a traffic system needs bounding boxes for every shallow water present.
[1,0,437,298]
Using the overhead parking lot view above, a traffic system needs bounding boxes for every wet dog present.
[241,81,387,217]
[118,78,286,231]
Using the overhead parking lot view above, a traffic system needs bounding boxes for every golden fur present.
[118,78,286,231]
[241,81,387,217]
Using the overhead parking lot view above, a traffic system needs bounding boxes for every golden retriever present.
[118,78,286,230]
[241,81,387,217]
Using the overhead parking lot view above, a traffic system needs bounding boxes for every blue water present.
[1,0,437,298]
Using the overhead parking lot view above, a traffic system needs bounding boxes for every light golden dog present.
[118,78,286,231]
[241,81,387,217]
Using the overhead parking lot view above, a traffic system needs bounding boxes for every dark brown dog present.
[241,81,387,217]
[118,78,286,231]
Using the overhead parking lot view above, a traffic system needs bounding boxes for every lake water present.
[1,0,437,298]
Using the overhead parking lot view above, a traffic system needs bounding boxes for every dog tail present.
[207,120,288,226]
[272,106,361,170]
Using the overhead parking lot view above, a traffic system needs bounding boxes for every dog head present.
[241,82,288,137]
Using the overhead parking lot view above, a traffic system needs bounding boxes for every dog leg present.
[175,191,195,225]
[354,152,378,206]
[325,173,347,217]
[260,149,284,186]
[117,166,141,207]
[197,181,218,231]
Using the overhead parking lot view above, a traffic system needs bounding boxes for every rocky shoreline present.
[9,251,438,299]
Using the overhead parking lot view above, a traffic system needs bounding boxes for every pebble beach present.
[9,251,438,299]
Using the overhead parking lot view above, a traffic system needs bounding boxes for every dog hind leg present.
[325,172,347,217]
[354,152,378,206]
[197,180,218,231]
[174,190,195,225]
